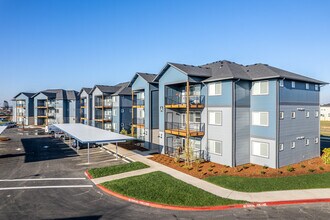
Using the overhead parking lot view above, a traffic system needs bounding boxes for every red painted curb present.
[96,184,330,211]
[84,170,93,180]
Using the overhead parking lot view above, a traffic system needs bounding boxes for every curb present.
[96,184,330,211]
[84,170,93,180]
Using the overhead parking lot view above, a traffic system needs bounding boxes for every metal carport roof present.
[0,126,7,135]
[52,124,134,163]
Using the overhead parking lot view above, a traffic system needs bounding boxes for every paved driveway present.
[0,128,329,219]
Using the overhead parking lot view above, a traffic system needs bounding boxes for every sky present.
[0,0,329,105]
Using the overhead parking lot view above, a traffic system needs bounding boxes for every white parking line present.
[0,178,86,182]
[0,185,93,190]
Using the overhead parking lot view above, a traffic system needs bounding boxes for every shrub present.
[198,169,202,172]
[321,148,330,164]
[319,166,324,170]
[250,164,255,167]
[300,164,306,168]
[308,169,315,173]
[120,128,128,135]
[287,167,295,172]
[198,165,203,168]
[223,170,228,173]
[203,172,207,175]
[278,171,283,174]
[243,165,249,169]
[210,164,216,168]
[225,165,230,168]
[260,171,266,175]
[213,171,218,174]
[179,164,184,167]
[187,167,193,171]
[208,168,213,172]
[237,168,243,172]
[263,166,268,169]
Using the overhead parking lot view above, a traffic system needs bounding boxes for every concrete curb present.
[95,183,330,211]
[84,170,93,180]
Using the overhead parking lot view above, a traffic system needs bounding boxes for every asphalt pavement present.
[0,128,329,220]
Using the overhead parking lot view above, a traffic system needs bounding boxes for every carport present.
[52,124,134,164]
[0,126,7,135]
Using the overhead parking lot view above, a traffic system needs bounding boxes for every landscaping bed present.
[88,162,149,178]
[205,172,330,192]
[101,171,246,206]
[150,154,330,178]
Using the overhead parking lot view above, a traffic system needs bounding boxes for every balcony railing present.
[17,112,25,117]
[16,104,26,108]
[104,115,112,121]
[95,114,103,120]
[103,100,112,108]
[133,117,145,125]
[48,112,56,117]
[164,146,205,161]
[165,122,205,137]
[165,95,205,107]
[133,99,145,106]
[47,102,56,108]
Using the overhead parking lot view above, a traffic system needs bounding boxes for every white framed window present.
[138,109,145,118]
[113,123,116,130]
[291,141,296,149]
[280,111,284,120]
[279,80,284,87]
[251,141,269,158]
[208,82,222,96]
[279,143,284,151]
[305,138,310,146]
[209,111,222,125]
[315,137,319,144]
[291,111,296,119]
[315,84,319,91]
[306,111,310,118]
[190,139,201,150]
[315,110,319,118]
[113,109,117,116]
[306,83,309,90]
[292,81,296,88]
[252,112,269,126]
[252,81,269,95]
[208,140,222,155]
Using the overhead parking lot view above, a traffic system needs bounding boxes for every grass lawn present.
[101,171,246,206]
[205,172,330,192]
[321,121,330,137]
[88,162,149,178]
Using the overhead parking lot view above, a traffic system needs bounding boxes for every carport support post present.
[87,143,90,164]
[116,142,118,159]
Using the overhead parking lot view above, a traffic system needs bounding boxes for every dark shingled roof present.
[113,82,132,96]
[129,72,157,87]
[154,60,327,84]
[321,103,330,107]
[32,89,78,100]
[13,92,36,99]
[91,85,121,94]
[78,87,92,96]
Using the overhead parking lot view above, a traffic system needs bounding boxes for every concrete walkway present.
[100,144,330,203]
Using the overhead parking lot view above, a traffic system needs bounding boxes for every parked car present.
[0,122,16,128]
[45,125,61,134]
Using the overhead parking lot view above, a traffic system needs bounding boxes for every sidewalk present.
[100,143,330,203]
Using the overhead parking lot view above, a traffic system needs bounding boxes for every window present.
[280,111,284,120]
[279,80,284,87]
[139,109,145,118]
[113,109,117,116]
[137,92,145,100]
[113,123,116,130]
[252,112,269,126]
[190,112,201,123]
[315,137,319,144]
[209,140,222,155]
[315,110,319,118]
[315,84,319,91]
[306,111,310,118]
[279,143,284,151]
[292,81,295,88]
[251,141,269,158]
[252,81,269,95]
[190,139,201,150]
[291,141,296,149]
[306,83,309,90]
[209,111,222,125]
[208,82,222,96]
[291,111,296,119]
[305,138,310,146]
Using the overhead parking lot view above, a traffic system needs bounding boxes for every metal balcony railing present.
[17,112,25,117]
[165,122,205,133]
[103,100,112,107]
[133,117,145,125]
[16,104,26,108]
[133,99,145,106]
[104,115,112,120]
[164,146,205,160]
[47,102,56,108]
[95,114,103,120]
[48,112,56,117]
[165,95,205,106]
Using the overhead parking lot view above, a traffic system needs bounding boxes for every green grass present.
[88,162,149,178]
[101,171,246,206]
[205,172,330,192]
[321,121,330,137]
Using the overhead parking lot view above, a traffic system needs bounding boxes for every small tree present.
[120,128,128,135]
[321,148,330,164]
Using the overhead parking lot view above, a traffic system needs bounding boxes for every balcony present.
[164,146,205,161]
[103,100,112,108]
[165,95,205,109]
[16,112,25,117]
[132,117,145,128]
[103,115,112,121]
[165,122,205,137]
[47,102,56,108]
[16,104,26,108]
[133,99,145,108]
[48,112,56,118]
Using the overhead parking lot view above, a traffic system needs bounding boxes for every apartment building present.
[129,73,159,149]
[154,61,325,168]
[320,104,330,121]
[12,92,35,126]
[32,89,79,126]
[78,88,92,125]
[111,82,133,133]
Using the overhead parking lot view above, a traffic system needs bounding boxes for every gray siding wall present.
[119,95,132,133]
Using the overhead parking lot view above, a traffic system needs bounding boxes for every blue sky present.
[0,0,329,105]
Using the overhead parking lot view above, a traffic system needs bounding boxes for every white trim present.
[251,141,269,158]
[208,111,222,125]
[252,111,269,126]
[208,82,222,96]
[252,81,269,95]
[208,139,223,155]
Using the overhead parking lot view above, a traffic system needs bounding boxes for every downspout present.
[232,79,240,167]
[201,81,208,161]
[276,79,280,168]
